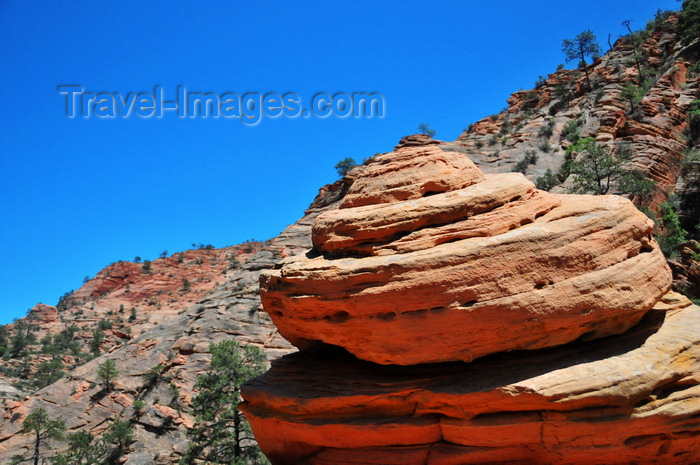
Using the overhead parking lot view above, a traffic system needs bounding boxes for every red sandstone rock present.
[313,173,559,256]
[242,302,700,465]
[28,304,58,324]
[261,147,672,365]
[339,145,485,209]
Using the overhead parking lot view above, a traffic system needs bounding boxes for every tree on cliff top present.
[334,157,357,177]
[417,123,436,137]
[562,30,601,91]
[180,339,268,465]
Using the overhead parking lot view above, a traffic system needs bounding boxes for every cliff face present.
[442,14,699,222]
[0,244,266,396]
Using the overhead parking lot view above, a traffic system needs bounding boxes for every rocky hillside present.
[0,244,264,394]
[1,7,699,465]
[0,180,350,463]
[441,12,699,230]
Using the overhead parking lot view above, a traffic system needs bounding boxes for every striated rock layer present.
[242,298,700,465]
[260,145,672,365]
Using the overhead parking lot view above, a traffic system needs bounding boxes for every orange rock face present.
[339,145,485,209]
[260,145,672,365]
[242,301,700,465]
[247,140,698,464]
[28,303,58,324]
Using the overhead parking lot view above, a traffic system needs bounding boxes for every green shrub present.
[621,82,645,113]
[499,118,512,135]
[536,169,560,191]
[97,360,118,391]
[538,124,554,139]
[514,150,539,174]
[523,91,540,109]
[568,139,631,195]
[678,0,700,51]
[90,329,105,356]
[142,364,165,392]
[657,197,689,258]
[334,157,357,177]
[688,100,700,146]
[618,168,656,205]
[561,120,580,143]
[32,358,65,390]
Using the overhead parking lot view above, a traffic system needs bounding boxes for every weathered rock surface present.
[242,298,700,465]
[261,146,672,365]
[339,145,485,209]
[28,303,58,324]
[669,240,700,297]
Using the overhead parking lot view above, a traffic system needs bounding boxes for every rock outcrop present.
[28,303,58,324]
[260,145,672,365]
[242,297,700,465]
[247,143,699,464]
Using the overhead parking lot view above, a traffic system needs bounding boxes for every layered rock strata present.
[245,143,700,464]
[259,145,672,365]
[242,297,700,465]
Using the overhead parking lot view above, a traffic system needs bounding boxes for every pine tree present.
[90,329,105,356]
[16,408,65,465]
[103,418,134,460]
[97,359,119,391]
[50,430,106,465]
[416,122,436,137]
[678,0,700,51]
[562,30,601,91]
[180,340,268,465]
[334,157,357,177]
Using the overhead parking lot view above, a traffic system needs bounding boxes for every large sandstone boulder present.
[259,144,672,365]
[242,298,700,465]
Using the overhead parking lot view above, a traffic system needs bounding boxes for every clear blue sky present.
[0,0,679,324]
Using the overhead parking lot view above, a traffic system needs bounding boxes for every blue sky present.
[0,0,680,324]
